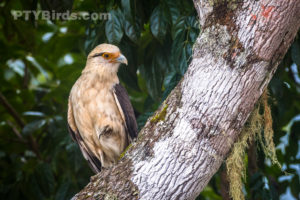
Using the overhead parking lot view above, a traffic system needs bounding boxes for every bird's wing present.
[67,100,102,173]
[113,84,138,139]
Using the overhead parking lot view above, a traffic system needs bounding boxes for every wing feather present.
[67,125,102,173]
[113,84,138,139]
[68,100,102,173]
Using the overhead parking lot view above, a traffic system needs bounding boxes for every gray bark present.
[73,0,300,199]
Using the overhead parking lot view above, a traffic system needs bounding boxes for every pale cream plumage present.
[67,44,138,172]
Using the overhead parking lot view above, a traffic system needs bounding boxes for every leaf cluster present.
[0,0,299,199]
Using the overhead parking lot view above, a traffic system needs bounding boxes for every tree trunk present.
[73,0,300,199]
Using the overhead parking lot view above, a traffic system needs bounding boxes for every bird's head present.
[85,43,128,74]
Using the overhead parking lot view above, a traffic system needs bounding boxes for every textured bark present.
[73,0,300,199]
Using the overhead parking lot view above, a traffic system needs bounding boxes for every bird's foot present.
[97,125,113,139]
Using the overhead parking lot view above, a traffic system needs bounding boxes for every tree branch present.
[6,120,27,143]
[0,91,25,128]
[73,0,300,199]
[0,91,42,159]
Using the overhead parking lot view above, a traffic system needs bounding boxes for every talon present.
[97,125,113,138]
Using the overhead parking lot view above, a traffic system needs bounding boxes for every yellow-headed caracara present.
[67,44,138,173]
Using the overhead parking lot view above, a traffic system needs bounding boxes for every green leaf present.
[105,9,124,44]
[121,0,141,43]
[0,151,5,159]
[35,163,55,196]
[162,72,181,100]
[140,46,166,100]
[137,112,153,130]
[150,6,169,42]
[171,15,200,75]
[172,16,186,39]
[40,0,74,12]
[178,48,187,75]
[22,175,45,200]
[124,20,140,43]
[121,0,131,19]
[22,119,46,136]
[198,186,222,200]
[165,0,180,25]
[124,20,138,42]
[291,42,300,67]
[118,64,139,91]
[26,56,50,80]
[140,63,161,100]
[55,180,71,200]
[290,175,300,198]
[23,111,45,117]
[85,22,106,54]
[118,41,139,90]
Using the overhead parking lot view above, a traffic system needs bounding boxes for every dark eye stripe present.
[92,53,104,57]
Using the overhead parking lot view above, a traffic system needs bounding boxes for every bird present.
[67,44,138,173]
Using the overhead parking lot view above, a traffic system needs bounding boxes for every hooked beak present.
[115,54,128,65]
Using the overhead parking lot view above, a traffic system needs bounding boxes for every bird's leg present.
[97,125,113,139]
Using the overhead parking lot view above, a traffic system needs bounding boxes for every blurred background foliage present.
[0,0,299,199]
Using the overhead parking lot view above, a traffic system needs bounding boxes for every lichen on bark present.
[226,90,281,200]
[151,103,168,123]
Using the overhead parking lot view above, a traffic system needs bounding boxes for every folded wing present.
[67,101,102,173]
[113,83,138,139]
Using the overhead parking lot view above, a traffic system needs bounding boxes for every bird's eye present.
[103,53,110,58]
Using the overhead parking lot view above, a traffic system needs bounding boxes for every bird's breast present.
[72,79,124,134]
[78,85,119,119]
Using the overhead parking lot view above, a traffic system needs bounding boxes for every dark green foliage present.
[0,0,299,199]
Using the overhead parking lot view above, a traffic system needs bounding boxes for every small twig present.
[28,135,42,159]
[6,120,27,143]
[0,136,27,144]
[0,91,25,128]
[0,91,42,159]
[220,166,232,200]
